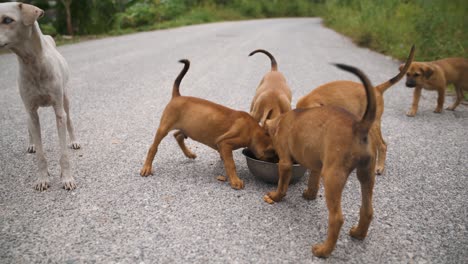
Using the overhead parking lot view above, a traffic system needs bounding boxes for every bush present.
[56,0,120,35]
[322,0,467,60]
[115,3,159,29]
[40,23,57,36]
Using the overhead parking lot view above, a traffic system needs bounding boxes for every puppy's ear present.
[264,118,279,137]
[423,65,434,79]
[18,3,44,26]
[263,119,271,134]
[260,109,273,127]
[398,63,405,72]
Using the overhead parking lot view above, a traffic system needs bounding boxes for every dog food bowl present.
[242,149,307,184]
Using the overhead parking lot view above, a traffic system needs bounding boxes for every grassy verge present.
[319,0,466,99]
[320,0,467,61]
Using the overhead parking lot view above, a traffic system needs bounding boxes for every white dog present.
[0,2,80,191]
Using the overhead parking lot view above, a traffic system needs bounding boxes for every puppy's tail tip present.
[173,59,190,98]
[249,49,278,71]
[332,63,356,73]
[178,59,190,64]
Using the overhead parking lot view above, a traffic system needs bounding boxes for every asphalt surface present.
[0,18,467,263]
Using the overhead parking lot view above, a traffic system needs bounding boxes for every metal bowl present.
[242,149,307,184]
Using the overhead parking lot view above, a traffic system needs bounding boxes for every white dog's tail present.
[172,59,190,98]
[249,49,278,71]
[334,63,376,135]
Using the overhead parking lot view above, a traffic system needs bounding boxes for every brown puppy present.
[402,58,468,116]
[296,46,415,175]
[140,59,275,189]
[249,49,292,126]
[264,64,376,258]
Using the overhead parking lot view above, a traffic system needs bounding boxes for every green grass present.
[320,0,467,61]
[319,0,467,101]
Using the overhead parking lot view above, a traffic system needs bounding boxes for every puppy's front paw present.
[63,178,77,190]
[406,110,416,117]
[140,166,153,177]
[27,144,36,153]
[70,142,81,150]
[349,225,367,240]
[312,243,332,258]
[303,189,317,200]
[34,179,49,191]
[375,165,385,175]
[434,107,442,113]
[263,191,284,204]
[186,151,197,159]
[230,178,244,190]
[216,175,227,182]
[446,106,455,111]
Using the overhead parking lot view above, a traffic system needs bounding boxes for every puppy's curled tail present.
[376,45,415,94]
[173,59,190,98]
[334,63,376,134]
[249,49,278,71]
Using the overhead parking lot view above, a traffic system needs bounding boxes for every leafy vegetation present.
[1,0,465,62]
[320,0,467,61]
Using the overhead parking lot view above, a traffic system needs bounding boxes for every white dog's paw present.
[27,144,36,153]
[34,179,49,191]
[62,178,76,190]
[70,142,81,150]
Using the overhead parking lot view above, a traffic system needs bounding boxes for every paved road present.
[1,18,467,263]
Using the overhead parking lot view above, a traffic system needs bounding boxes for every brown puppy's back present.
[161,96,254,150]
[284,107,363,168]
[296,81,366,116]
[433,58,468,84]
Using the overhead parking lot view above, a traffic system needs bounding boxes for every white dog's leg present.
[63,94,80,149]
[53,104,76,190]
[28,110,49,191]
[27,128,36,153]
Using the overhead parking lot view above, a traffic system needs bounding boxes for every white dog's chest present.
[18,63,65,108]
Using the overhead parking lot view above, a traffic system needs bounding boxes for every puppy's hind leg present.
[312,168,346,258]
[446,84,466,111]
[53,104,76,190]
[64,94,80,149]
[174,130,196,159]
[303,169,321,200]
[349,158,375,240]
[27,110,50,191]
[372,125,387,175]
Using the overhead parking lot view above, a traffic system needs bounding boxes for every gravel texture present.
[0,18,467,263]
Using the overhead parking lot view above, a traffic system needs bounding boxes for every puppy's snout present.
[406,79,416,88]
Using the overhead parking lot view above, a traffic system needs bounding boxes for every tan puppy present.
[296,46,415,175]
[249,49,292,126]
[140,59,276,189]
[263,64,377,258]
[402,58,468,116]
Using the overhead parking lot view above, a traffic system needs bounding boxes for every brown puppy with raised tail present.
[296,45,415,175]
[140,59,276,190]
[263,64,377,258]
[402,57,468,116]
[249,49,292,126]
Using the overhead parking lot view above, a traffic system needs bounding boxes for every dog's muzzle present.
[406,80,416,88]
